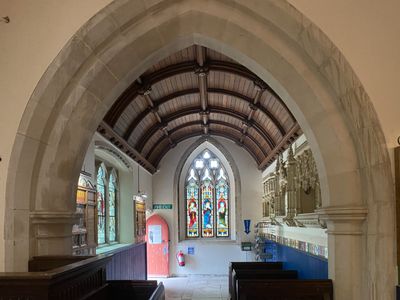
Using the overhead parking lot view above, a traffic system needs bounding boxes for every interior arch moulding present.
[5,1,395,299]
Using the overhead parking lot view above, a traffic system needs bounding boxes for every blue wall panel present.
[264,240,328,279]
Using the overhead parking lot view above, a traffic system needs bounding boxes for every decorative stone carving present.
[262,144,323,228]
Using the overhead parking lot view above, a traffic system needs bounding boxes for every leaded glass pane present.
[96,166,106,244]
[210,159,218,169]
[195,160,204,169]
[216,179,229,237]
[108,173,116,242]
[186,180,199,237]
[201,179,214,237]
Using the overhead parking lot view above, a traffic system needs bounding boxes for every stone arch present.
[5,1,395,298]
[94,140,132,172]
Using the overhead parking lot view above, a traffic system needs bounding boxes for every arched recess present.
[173,137,241,244]
[5,1,395,299]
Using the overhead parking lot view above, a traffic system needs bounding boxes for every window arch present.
[185,149,230,238]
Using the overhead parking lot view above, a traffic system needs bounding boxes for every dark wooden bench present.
[232,269,298,300]
[229,262,283,299]
[0,254,165,300]
[106,280,165,300]
[236,279,333,300]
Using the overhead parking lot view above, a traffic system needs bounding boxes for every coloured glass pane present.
[216,179,229,237]
[108,173,116,242]
[201,179,214,237]
[186,180,199,237]
[96,166,106,244]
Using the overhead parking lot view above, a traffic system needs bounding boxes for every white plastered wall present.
[152,136,262,275]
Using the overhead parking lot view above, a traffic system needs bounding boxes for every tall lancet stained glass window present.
[96,165,106,244]
[108,172,117,242]
[185,150,230,238]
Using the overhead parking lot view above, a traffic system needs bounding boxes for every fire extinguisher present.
[176,250,185,267]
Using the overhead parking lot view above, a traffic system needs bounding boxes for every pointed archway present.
[5,1,395,298]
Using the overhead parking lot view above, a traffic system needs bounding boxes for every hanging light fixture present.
[137,165,148,200]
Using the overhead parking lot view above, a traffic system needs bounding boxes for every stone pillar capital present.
[316,205,368,235]
[30,211,80,226]
[30,210,79,256]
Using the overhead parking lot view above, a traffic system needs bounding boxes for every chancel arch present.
[5,1,395,299]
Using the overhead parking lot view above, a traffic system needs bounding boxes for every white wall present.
[152,137,262,275]
[117,170,135,244]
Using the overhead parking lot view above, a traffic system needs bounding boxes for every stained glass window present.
[108,172,117,242]
[201,176,214,237]
[96,165,106,244]
[216,175,229,237]
[185,149,230,238]
[186,169,199,237]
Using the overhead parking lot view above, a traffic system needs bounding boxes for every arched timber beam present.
[104,60,295,126]
[123,87,286,140]
[209,88,286,135]
[123,88,198,140]
[145,120,268,159]
[151,130,262,167]
[135,106,276,152]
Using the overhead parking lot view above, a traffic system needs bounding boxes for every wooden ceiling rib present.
[98,45,301,173]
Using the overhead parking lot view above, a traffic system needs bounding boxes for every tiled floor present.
[152,275,229,300]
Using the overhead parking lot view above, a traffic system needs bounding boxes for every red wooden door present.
[146,214,169,277]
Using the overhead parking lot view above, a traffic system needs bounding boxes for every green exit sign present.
[153,204,173,210]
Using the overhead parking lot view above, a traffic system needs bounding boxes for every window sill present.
[96,243,130,254]
[179,238,238,244]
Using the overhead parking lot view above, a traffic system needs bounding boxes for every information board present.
[148,225,162,244]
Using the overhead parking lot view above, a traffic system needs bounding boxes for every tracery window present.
[96,164,118,245]
[185,150,229,238]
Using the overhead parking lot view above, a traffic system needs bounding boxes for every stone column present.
[274,160,281,217]
[315,182,322,209]
[30,211,79,257]
[285,146,297,222]
[317,206,368,300]
[275,154,286,216]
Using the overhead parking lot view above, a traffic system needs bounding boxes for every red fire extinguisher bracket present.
[176,250,185,267]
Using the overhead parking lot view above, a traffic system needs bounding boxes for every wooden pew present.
[0,254,112,300]
[236,279,333,300]
[232,269,298,300]
[229,262,283,299]
[29,255,93,272]
[0,254,165,300]
[106,280,165,300]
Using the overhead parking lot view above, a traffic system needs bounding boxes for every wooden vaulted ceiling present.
[98,45,301,174]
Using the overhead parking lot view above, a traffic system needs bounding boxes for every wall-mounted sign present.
[188,247,195,255]
[148,225,162,244]
[244,219,251,234]
[153,204,173,210]
[241,242,252,251]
